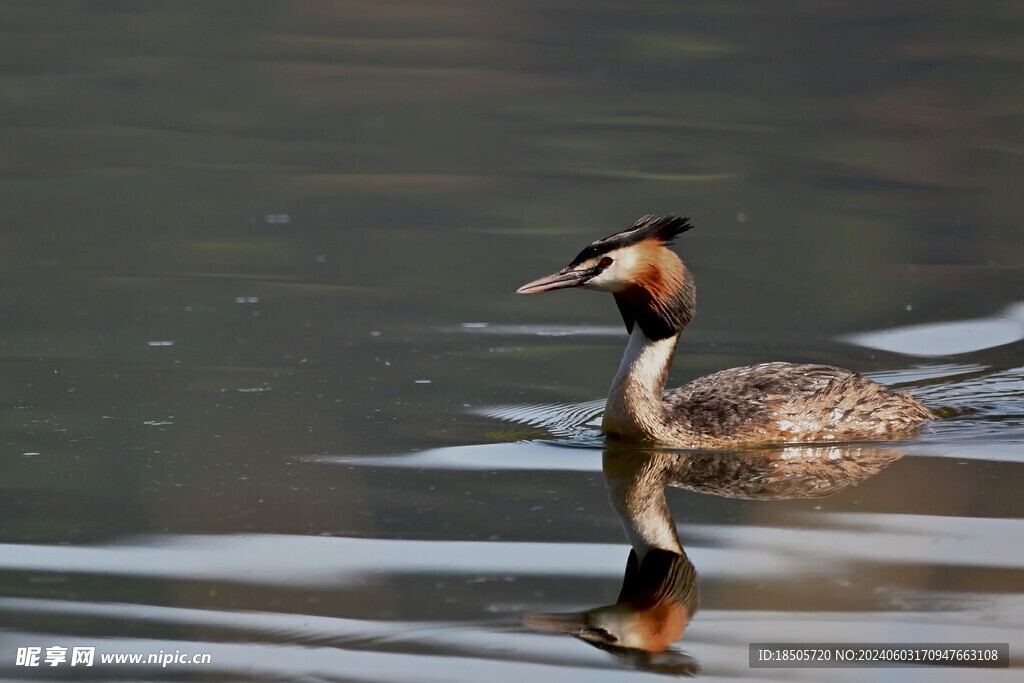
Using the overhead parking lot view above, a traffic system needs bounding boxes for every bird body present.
[516,215,933,449]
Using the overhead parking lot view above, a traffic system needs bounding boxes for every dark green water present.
[1,2,1022,681]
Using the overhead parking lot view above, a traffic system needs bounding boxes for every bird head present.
[516,215,696,340]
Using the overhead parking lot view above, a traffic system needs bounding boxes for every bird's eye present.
[599,256,614,267]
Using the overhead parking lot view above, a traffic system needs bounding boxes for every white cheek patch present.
[583,249,640,292]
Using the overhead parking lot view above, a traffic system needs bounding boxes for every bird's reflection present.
[525,443,902,676]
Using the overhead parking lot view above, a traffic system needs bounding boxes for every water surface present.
[1,2,1023,681]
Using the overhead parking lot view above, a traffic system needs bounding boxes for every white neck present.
[602,326,678,441]
[603,452,683,560]
[615,491,683,561]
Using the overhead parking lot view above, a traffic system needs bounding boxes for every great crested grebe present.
[524,443,900,664]
[516,215,933,448]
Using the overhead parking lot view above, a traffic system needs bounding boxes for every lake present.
[1,2,1022,681]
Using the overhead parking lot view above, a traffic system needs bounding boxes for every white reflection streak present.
[0,535,789,584]
[309,442,604,471]
[450,323,624,337]
[0,597,588,664]
[844,302,1024,357]
[1,513,1020,590]
[0,630,657,683]
[0,536,622,584]
[703,514,1024,569]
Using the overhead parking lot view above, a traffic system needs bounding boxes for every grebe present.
[526,447,699,665]
[515,215,933,448]
[524,547,698,665]
[524,443,900,665]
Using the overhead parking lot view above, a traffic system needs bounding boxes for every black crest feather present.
[616,214,693,246]
[568,215,693,268]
